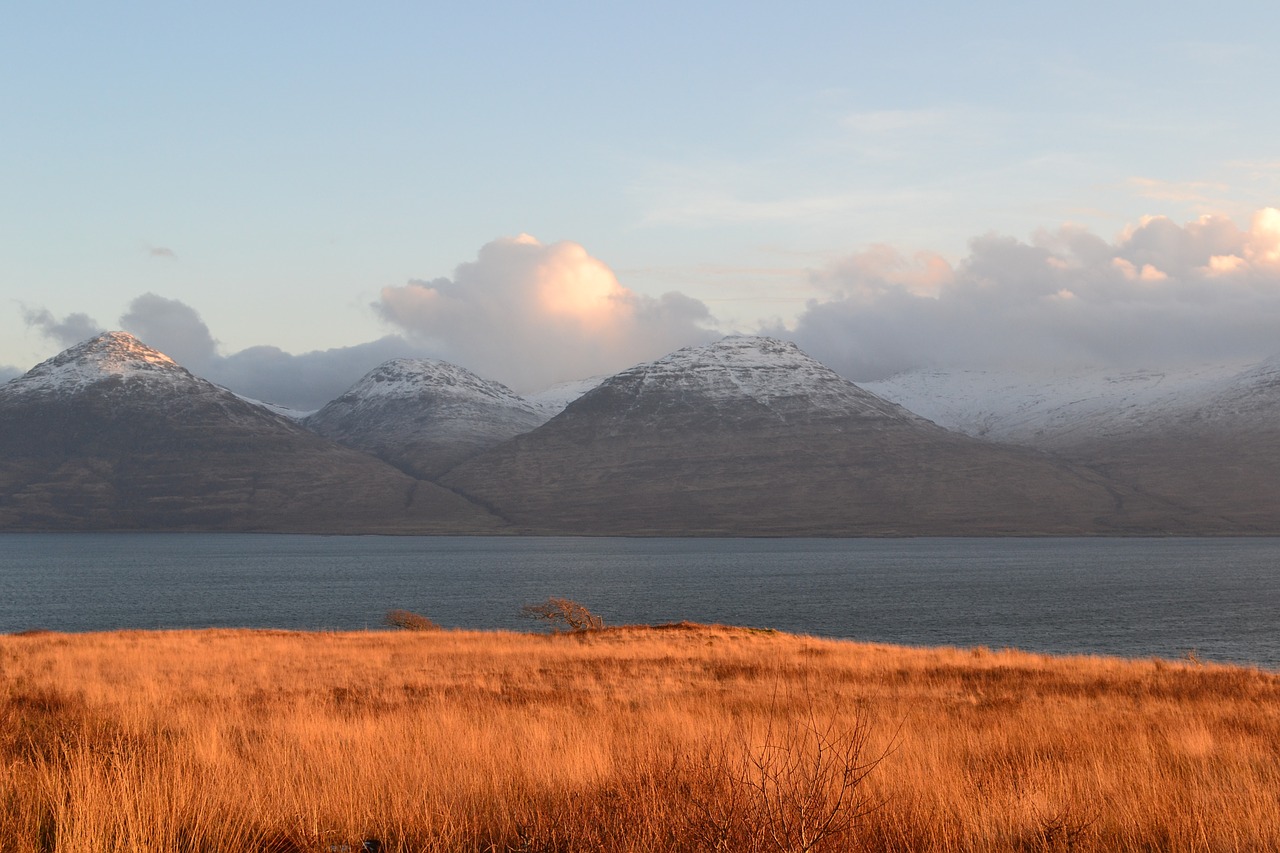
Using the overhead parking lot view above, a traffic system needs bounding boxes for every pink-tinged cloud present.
[376,235,716,392]
[779,208,1280,379]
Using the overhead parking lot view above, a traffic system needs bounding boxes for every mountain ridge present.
[0,332,502,533]
[4,332,1276,535]
[441,336,1184,536]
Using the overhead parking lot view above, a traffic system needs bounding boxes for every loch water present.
[1,534,1277,668]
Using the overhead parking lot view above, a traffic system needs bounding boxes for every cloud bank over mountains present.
[23,293,427,411]
[9,210,1280,406]
[782,208,1280,380]
[376,235,717,393]
[14,237,718,410]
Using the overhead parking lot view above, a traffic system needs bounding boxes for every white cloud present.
[780,208,1280,380]
[376,235,716,392]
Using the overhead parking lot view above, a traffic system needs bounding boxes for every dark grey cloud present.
[779,208,1280,380]
[0,366,20,385]
[149,247,177,259]
[210,337,427,411]
[120,293,218,366]
[22,307,106,348]
[116,294,427,411]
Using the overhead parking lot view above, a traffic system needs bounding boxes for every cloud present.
[779,208,1280,380]
[0,366,19,385]
[120,293,219,366]
[115,294,426,411]
[148,246,177,259]
[376,235,716,392]
[22,308,105,348]
[15,236,714,409]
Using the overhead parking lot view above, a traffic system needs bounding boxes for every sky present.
[3,2,1280,408]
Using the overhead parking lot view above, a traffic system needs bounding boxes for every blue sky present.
[4,2,1279,404]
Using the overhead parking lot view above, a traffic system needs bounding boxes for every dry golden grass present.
[1,625,1277,851]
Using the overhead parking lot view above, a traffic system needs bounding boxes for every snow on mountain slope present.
[305,358,548,477]
[565,336,929,428]
[1,331,201,400]
[863,361,1252,448]
[0,331,296,431]
[232,393,315,421]
[527,375,605,418]
[1186,354,1280,428]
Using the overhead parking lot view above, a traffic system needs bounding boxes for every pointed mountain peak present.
[1,331,194,400]
[57,331,178,369]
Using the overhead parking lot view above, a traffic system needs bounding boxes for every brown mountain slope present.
[441,337,1185,535]
[0,333,502,533]
[1055,356,1280,532]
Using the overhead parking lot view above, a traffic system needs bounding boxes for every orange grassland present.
[1,625,1277,852]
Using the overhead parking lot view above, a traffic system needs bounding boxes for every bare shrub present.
[685,699,885,852]
[384,610,439,632]
[520,598,604,633]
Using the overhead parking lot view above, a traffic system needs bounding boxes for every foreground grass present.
[1,626,1277,852]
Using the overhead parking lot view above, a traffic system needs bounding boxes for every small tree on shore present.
[521,598,604,633]
[385,609,440,632]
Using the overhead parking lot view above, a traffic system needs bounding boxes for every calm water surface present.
[1,535,1277,668]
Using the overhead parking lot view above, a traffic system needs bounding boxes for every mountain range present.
[0,333,500,533]
[0,331,1275,534]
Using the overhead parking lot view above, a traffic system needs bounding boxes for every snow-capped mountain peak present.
[569,335,924,424]
[331,358,536,407]
[304,357,548,478]
[0,331,198,401]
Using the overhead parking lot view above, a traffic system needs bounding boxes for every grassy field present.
[1,624,1277,851]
